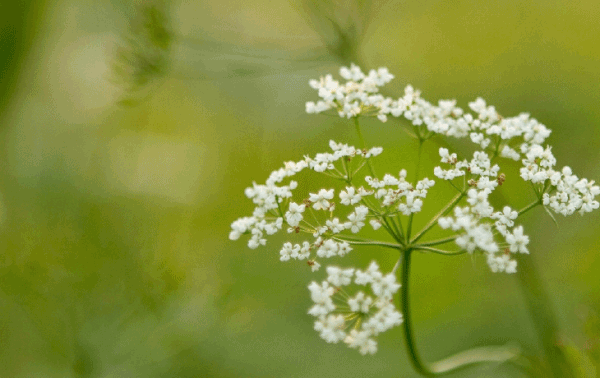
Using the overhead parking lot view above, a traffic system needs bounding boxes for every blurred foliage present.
[112,1,172,105]
[0,0,599,377]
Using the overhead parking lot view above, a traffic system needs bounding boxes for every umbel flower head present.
[230,63,599,355]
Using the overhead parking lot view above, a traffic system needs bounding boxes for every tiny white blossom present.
[369,219,382,230]
[285,202,305,227]
[310,189,335,210]
[506,226,529,254]
[339,187,362,205]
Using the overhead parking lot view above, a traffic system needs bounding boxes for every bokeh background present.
[1,0,599,377]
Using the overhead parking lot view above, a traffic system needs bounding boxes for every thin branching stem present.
[410,191,466,245]
[406,139,425,241]
[414,236,457,247]
[331,237,402,250]
[412,246,465,256]
[354,117,377,177]
[518,200,541,216]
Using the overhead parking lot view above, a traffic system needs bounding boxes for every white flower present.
[371,272,401,299]
[280,242,299,261]
[345,205,368,233]
[347,291,373,313]
[398,194,423,215]
[314,315,346,343]
[506,226,529,254]
[340,187,362,205]
[297,241,311,260]
[285,202,305,227]
[491,206,518,227]
[307,281,335,316]
[487,254,517,274]
[317,239,339,258]
[326,218,345,233]
[338,242,352,256]
[310,260,321,272]
[326,266,355,286]
[345,330,378,355]
[369,219,382,230]
[310,189,335,210]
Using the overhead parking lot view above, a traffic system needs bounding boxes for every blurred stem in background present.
[517,252,574,377]
[0,1,43,117]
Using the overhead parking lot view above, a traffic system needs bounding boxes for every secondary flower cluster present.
[433,147,530,272]
[229,140,438,273]
[305,64,394,119]
[229,140,382,252]
[308,262,403,355]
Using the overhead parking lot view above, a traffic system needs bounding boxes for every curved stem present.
[401,249,434,376]
[400,249,521,376]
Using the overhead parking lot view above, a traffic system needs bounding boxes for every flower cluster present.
[229,140,382,255]
[305,64,394,120]
[229,139,437,273]
[520,146,600,216]
[230,64,600,355]
[308,262,403,355]
[433,147,532,272]
[306,64,599,219]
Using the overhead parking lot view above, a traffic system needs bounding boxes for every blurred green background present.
[1,0,599,377]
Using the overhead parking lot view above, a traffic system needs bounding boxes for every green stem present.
[518,200,541,216]
[390,217,405,243]
[381,217,405,245]
[414,236,457,247]
[331,237,402,250]
[406,140,425,241]
[411,191,466,245]
[413,139,424,187]
[401,249,434,376]
[412,246,465,256]
[354,117,377,177]
[401,249,521,376]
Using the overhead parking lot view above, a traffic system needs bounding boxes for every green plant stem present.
[390,217,405,242]
[400,249,434,376]
[331,237,402,250]
[413,246,465,256]
[411,191,466,245]
[413,139,424,187]
[406,140,425,241]
[414,236,457,247]
[401,249,521,376]
[518,200,542,216]
[354,117,376,177]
